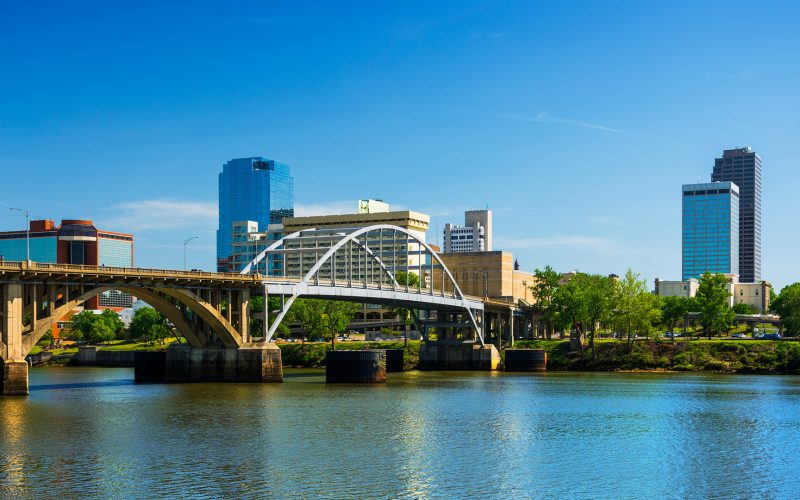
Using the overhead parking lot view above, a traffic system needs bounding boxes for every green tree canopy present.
[773,283,800,335]
[130,307,172,344]
[661,296,689,334]
[530,265,561,339]
[696,272,734,338]
[732,302,757,315]
[68,309,120,344]
[289,299,359,349]
[614,269,662,345]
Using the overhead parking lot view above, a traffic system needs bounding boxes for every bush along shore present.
[511,340,800,374]
[28,339,800,374]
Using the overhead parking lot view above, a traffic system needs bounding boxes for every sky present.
[1,0,799,290]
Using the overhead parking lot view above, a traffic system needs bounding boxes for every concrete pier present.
[385,349,405,372]
[1,359,29,395]
[134,351,167,383]
[326,350,387,383]
[418,344,500,371]
[504,349,547,372]
[164,344,283,383]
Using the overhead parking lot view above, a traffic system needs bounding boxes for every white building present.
[654,275,772,313]
[443,209,492,253]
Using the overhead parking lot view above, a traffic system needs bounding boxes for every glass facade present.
[0,236,57,262]
[98,236,133,267]
[711,148,761,283]
[217,157,294,271]
[682,182,739,280]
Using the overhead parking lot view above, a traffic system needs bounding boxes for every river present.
[1,368,799,498]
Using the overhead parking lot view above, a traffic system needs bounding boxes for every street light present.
[183,236,198,270]
[10,208,30,263]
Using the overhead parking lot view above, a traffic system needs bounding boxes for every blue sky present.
[1,0,798,290]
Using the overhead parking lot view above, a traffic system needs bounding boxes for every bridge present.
[1,224,495,395]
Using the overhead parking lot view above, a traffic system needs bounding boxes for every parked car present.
[731,332,746,338]
[762,333,782,340]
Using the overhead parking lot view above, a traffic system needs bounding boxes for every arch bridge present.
[1,225,489,394]
[241,224,485,344]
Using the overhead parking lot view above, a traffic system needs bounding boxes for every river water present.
[2,368,799,499]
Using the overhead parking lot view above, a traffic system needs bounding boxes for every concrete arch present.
[21,285,244,356]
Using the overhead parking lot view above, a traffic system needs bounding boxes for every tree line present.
[530,267,800,358]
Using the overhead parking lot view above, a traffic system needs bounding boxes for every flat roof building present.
[217,157,294,272]
[443,209,492,253]
[711,147,762,283]
[682,181,739,281]
[0,219,134,311]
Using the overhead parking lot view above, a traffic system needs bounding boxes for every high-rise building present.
[443,209,492,253]
[217,157,294,271]
[711,147,761,282]
[682,182,739,280]
[0,219,134,308]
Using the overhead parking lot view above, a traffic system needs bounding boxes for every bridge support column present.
[164,343,282,383]
[419,343,500,371]
[2,284,28,395]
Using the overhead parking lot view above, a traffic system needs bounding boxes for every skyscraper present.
[711,147,762,282]
[217,157,294,271]
[443,209,492,253]
[682,182,739,280]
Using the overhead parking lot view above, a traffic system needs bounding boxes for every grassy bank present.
[512,339,800,374]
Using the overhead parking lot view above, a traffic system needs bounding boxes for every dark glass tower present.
[711,148,761,282]
[216,157,294,271]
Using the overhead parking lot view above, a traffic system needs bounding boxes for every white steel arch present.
[241,225,484,345]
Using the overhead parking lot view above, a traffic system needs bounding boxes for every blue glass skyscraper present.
[217,157,294,271]
[682,181,739,280]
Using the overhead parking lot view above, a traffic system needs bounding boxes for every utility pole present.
[10,207,30,263]
[183,236,199,270]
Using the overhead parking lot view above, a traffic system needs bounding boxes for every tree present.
[130,307,172,344]
[661,296,689,339]
[581,274,618,358]
[101,309,125,340]
[614,269,661,346]
[695,272,734,339]
[553,274,589,351]
[530,265,561,340]
[68,310,118,344]
[773,283,800,335]
[289,299,359,349]
[732,302,756,315]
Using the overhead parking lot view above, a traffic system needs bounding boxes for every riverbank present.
[512,339,800,374]
[26,339,800,374]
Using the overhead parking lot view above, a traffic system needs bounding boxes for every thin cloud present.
[98,200,217,232]
[494,234,618,253]
[295,200,357,217]
[496,111,621,133]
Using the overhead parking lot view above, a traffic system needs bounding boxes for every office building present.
[281,201,430,280]
[711,147,762,282]
[682,182,739,280]
[655,276,772,313]
[358,199,390,214]
[0,219,134,308]
[230,220,284,274]
[443,209,492,253]
[217,157,294,271]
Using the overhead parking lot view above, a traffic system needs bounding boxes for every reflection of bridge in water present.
[1,225,497,396]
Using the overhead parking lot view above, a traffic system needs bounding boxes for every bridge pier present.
[419,343,500,371]
[164,343,282,383]
[2,283,28,395]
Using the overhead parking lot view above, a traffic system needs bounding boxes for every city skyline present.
[1,1,799,290]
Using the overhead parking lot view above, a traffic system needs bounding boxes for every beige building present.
[655,275,772,313]
[435,251,533,303]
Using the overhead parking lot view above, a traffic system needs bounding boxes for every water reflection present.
[2,368,800,498]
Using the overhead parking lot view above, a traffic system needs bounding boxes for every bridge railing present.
[0,260,259,281]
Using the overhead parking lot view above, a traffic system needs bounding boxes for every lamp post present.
[183,236,198,270]
[10,207,30,263]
